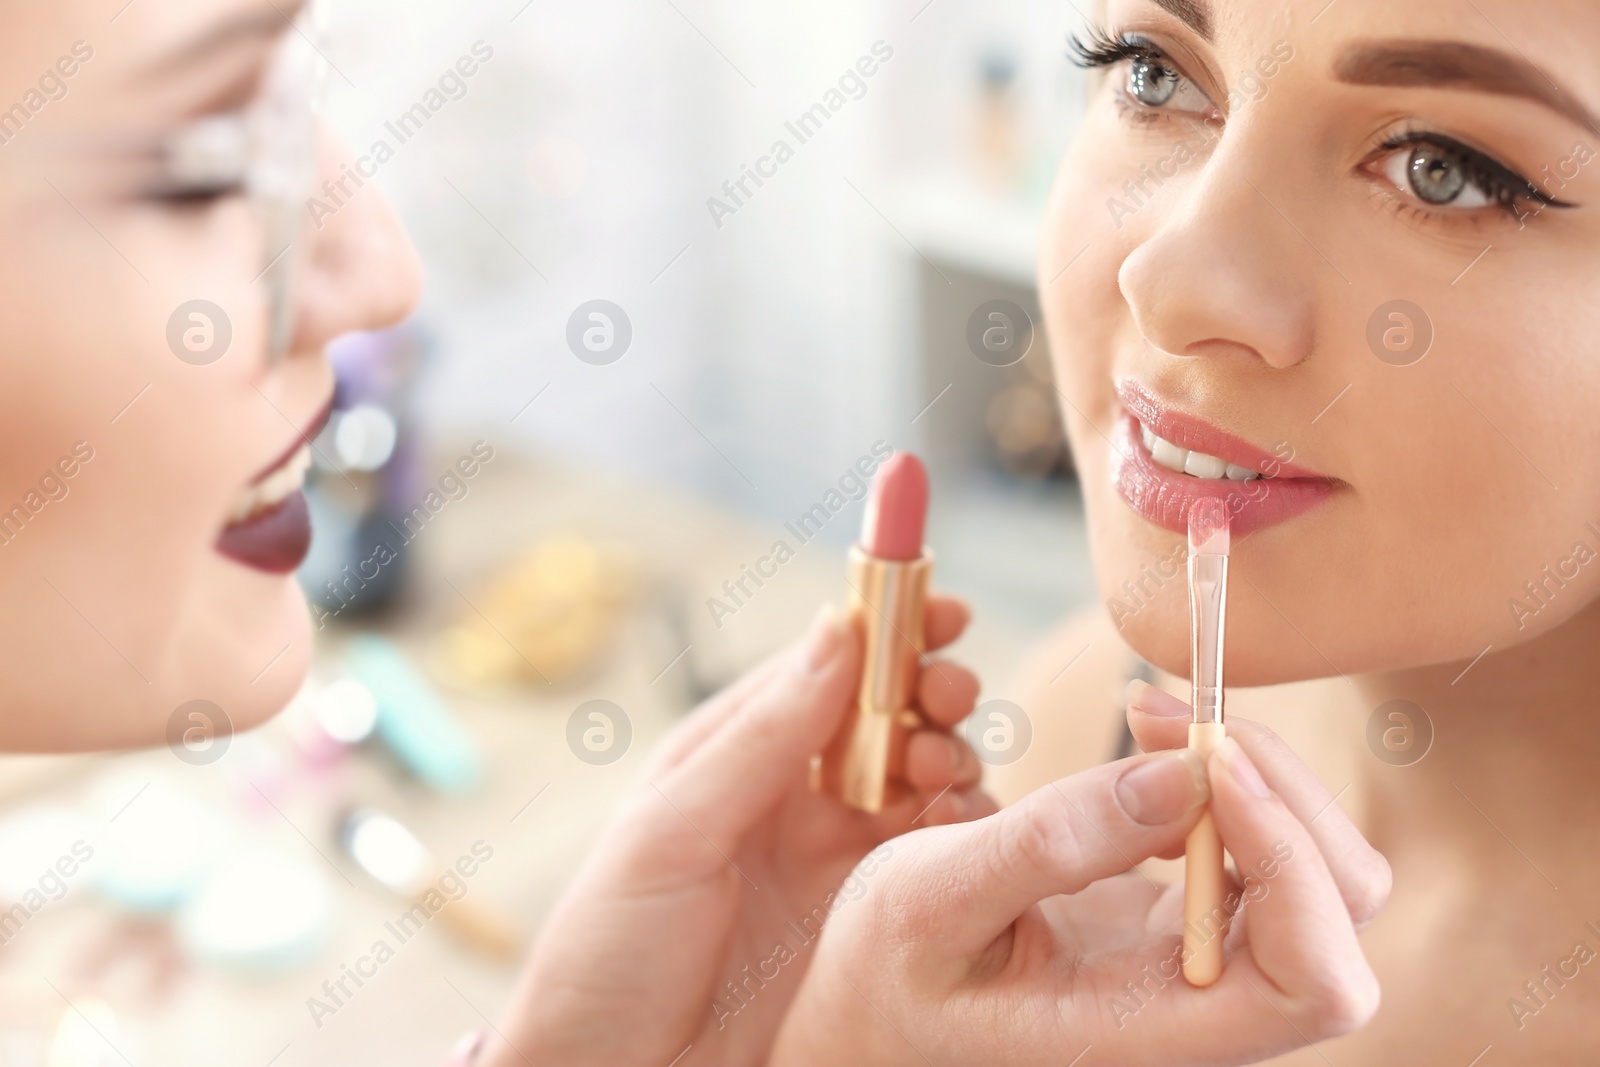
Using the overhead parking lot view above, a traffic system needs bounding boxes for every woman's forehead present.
[0,0,304,82]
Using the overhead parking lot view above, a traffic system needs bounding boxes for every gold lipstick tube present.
[812,544,933,812]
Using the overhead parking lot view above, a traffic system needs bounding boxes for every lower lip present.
[216,491,312,574]
[1112,413,1335,537]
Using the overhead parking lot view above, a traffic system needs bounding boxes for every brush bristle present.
[1188,499,1231,556]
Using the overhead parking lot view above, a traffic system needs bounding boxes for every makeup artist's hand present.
[478,598,992,1067]
[770,677,1390,1067]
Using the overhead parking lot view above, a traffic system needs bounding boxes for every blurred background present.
[0,0,1099,1062]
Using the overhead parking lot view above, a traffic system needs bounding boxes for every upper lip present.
[248,395,334,486]
[1117,379,1328,480]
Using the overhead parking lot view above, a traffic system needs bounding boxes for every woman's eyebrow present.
[1334,39,1600,134]
[1150,0,1213,41]
[142,0,309,77]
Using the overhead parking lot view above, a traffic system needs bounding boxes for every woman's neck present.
[1353,598,1600,890]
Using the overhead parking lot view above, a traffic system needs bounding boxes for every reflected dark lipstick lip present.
[217,492,312,574]
[215,397,334,575]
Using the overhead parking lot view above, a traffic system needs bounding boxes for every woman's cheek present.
[1043,212,1112,413]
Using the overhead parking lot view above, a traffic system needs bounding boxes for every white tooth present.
[1140,423,1156,451]
[230,487,258,522]
[229,444,314,523]
[1225,463,1257,481]
[1150,436,1189,473]
[1183,450,1227,479]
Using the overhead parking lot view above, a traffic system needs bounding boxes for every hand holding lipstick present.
[815,451,936,812]
[770,680,1388,1067]
[477,592,993,1067]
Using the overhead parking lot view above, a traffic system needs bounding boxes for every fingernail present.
[1125,678,1190,717]
[1218,737,1271,798]
[1115,749,1209,825]
[956,738,978,775]
[802,605,845,673]
[950,740,979,780]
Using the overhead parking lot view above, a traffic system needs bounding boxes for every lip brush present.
[1183,498,1230,986]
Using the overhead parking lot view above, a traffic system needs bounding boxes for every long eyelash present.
[1068,26,1160,70]
[1378,130,1575,216]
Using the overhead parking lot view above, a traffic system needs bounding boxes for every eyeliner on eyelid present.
[1382,131,1574,209]
[1071,27,1578,221]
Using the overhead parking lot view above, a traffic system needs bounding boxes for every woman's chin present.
[151,570,315,747]
[1110,609,1191,683]
[1106,592,1348,691]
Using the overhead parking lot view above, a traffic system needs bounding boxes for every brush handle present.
[1183,721,1227,986]
[432,893,524,960]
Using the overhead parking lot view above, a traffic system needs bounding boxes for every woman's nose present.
[287,124,424,355]
[1116,133,1320,370]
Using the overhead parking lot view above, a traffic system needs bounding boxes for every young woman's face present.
[0,0,419,749]
[1043,0,1600,685]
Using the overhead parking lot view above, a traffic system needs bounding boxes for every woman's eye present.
[145,115,251,206]
[1122,55,1211,114]
[1128,56,1177,105]
[1380,143,1492,209]
[145,180,247,205]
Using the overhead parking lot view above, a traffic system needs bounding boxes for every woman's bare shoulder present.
[983,606,1171,805]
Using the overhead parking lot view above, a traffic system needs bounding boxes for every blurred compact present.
[178,849,335,973]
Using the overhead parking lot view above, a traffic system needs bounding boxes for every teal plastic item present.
[344,634,483,793]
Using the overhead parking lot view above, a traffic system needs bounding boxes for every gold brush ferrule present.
[812,544,932,813]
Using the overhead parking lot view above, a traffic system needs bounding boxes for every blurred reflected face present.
[1041,0,1600,684]
[0,0,420,749]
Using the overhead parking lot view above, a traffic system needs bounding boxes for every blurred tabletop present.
[0,451,1041,1067]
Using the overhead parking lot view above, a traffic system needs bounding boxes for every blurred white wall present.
[321,0,1088,530]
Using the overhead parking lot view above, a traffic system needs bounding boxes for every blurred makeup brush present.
[339,808,521,960]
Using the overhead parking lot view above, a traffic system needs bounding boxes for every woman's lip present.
[250,395,334,485]
[217,394,332,575]
[216,491,311,574]
[1112,413,1336,537]
[1116,379,1325,479]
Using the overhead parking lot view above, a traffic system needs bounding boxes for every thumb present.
[895,749,1210,961]
[649,606,861,849]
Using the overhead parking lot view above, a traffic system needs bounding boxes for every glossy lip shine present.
[1113,379,1337,537]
